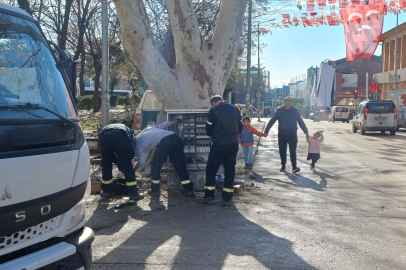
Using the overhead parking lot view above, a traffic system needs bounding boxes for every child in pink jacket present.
[307,130,324,172]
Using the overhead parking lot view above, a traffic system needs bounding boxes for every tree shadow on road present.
[91,194,315,270]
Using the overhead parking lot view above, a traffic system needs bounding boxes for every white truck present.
[0,3,94,270]
[387,89,406,130]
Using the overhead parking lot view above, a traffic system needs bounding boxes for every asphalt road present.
[87,119,406,270]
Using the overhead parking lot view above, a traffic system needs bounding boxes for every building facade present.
[374,22,406,99]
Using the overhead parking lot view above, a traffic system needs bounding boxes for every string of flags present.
[259,0,405,34]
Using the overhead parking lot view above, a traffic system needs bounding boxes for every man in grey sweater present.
[264,97,309,173]
[133,119,194,196]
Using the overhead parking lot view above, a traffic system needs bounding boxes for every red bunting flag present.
[328,0,336,3]
[283,25,290,28]
[310,12,318,16]
[317,0,326,9]
[282,14,291,20]
[327,15,338,25]
[400,0,406,9]
[339,0,349,8]
[350,0,361,5]
[340,2,384,61]
[259,28,267,34]
[307,0,316,11]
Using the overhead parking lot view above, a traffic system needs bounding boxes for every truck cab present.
[0,3,94,269]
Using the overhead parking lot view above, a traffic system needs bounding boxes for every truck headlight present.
[68,179,91,230]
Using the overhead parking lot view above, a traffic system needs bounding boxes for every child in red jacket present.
[240,116,265,169]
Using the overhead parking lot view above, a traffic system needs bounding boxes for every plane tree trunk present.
[113,0,247,108]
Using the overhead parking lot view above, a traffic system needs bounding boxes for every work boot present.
[180,182,194,196]
[129,191,144,201]
[280,166,286,172]
[203,197,216,205]
[222,200,232,207]
[100,191,112,198]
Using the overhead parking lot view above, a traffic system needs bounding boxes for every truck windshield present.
[367,103,395,114]
[0,13,76,120]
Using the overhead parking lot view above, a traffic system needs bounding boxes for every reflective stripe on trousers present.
[126,181,137,187]
[102,179,113,184]
[151,180,160,184]
[205,186,215,191]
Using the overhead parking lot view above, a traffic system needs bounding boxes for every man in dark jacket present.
[98,124,143,201]
[264,97,309,173]
[205,96,243,206]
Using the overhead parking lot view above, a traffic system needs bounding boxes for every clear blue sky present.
[259,11,406,87]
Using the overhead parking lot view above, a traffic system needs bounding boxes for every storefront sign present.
[389,72,401,82]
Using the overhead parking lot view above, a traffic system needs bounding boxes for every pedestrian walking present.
[133,119,194,196]
[205,95,243,206]
[99,124,143,201]
[307,130,324,172]
[241,106,247,116]
[237,104,241,111]
[263,97,309,173]
[240,116,265,170]
[250,106,254,115]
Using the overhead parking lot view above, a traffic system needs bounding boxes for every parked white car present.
[352,100,397,135]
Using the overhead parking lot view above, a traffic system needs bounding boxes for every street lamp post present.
[246,0,252,117]
[257,23,261,122]
[101,0,109,127]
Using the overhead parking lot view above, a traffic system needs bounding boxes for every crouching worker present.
[133,119,194,196]
[99,124,143,201]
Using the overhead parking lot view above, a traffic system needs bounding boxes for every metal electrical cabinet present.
[165,109,210,191]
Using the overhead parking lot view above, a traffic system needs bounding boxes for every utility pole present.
[246,0,252,117]
[257,23,261,121]
[101,0,110,127]
[366,72,369,100]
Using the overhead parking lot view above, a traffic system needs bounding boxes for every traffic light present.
[354,89,358,99]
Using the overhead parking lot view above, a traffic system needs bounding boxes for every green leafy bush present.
[110,108,136,128]
[117,95,132,107]
[77,95,93,110]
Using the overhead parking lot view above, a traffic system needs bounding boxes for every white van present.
[328,106,350,123]
[352,100,397,135]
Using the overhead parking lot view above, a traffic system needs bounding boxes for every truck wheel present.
[360,128,366,135]
[346,120,350,123]
[381,131,386,134]
[396,127,400,131]
[352,124,357,133]
[390,130,396,135]
[342,120,345,123]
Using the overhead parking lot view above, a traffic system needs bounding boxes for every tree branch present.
[166,0,204,64]
[211,0,248,84]
[114,0,183,107]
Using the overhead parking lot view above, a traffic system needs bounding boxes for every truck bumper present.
[0,227,94,270]
[364,126,396,131]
